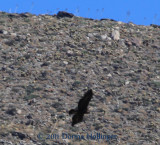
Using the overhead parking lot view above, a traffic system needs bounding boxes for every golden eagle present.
[69,89,93,126]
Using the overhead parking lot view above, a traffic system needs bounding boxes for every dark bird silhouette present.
[69,89,93,126]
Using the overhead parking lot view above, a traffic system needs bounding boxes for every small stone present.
[119,39,126,48]
[3,30,8,35]
[26,114,32,119]
[125,81,130,85]
[11,33,17,37]
[107,37,112,40]
[25,120,34,125]
[157,107,160,112]
[131,37,142,47]
[107,73,112,77]
[86,37,90,40]
[107,41,112,46]
[88,33,94,38]
[28,98,36,105]
[67,50,73,55]
[101,34,108,40]
[63,61,68,65]
[117,21,123,24]
[63,138,70,143]
[114,27,120,30]
[17,109,22,114]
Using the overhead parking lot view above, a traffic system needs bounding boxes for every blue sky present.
[0,0,160,26]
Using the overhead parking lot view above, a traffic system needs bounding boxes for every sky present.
[0,0,160,26]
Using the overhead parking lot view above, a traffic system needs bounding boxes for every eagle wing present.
[78,89,93,113]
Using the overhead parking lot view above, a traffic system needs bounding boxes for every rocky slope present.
[0,11,160,145]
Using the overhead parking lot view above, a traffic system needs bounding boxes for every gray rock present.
[57,11,74,18]
[101,34,108,40]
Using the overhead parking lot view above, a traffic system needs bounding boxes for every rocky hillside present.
[0,11,160,145]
